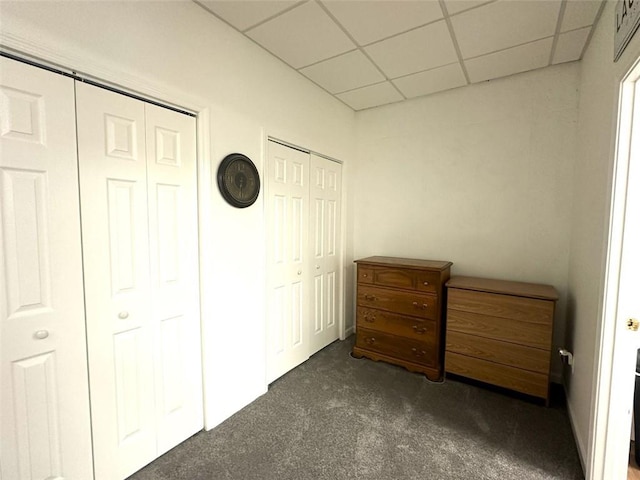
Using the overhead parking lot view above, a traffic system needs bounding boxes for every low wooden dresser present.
[445,276,558,404]
[352,256,452,381]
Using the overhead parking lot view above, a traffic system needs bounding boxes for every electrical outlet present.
[559,348,574,373]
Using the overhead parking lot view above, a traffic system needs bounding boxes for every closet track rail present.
[0,50,195,117]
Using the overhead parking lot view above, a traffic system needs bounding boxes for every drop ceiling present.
[195,0,604,111]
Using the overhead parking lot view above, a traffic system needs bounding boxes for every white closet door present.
[266,141,310,383]
[145,103,203,455]
[76,83,157,480]
[309,154,342,353]
[0,57,93,478]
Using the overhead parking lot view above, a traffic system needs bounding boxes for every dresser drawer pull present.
[423,281,429,286]
[364,294,377,301]
[365,337,376,345]
[412,325,427,334]
[411,348,427,358]
[364,315,375,323]
[412,301,428,309]
[363,273,368,278]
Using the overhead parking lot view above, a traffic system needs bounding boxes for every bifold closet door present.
[266,142,343,384]
[76,83,155,479]
[0,57,93,478]
[308,154,342,353]
[76,82,203,480]
[145,103,203,456]
[266,141,310,383]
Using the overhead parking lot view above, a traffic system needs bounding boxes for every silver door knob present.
[297,270,302,275]
[34,330,49,340]
[316,265,320,269]
[118,311,129,319]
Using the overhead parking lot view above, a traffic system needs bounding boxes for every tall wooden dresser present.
[445,276,558,404]
[352,257,452,381]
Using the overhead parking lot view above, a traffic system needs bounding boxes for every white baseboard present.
[564,382,588,477]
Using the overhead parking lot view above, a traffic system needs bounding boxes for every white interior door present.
[76,82,156,480]
[266,141,310,383]
[145,103,203,456]
[594,57,640,479]
[309,154,342,353]
[0,57,93,479]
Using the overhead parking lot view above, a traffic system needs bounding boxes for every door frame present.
[589,54,640,479]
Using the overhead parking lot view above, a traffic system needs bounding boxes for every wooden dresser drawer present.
[445,351,549,399]
[358,266,374,284]
[446,309,552,350]
[356,307,436,341]
[356,328,436,367]
[446,331,550,374]
[448,288,553,325]
[415,271,440,293]
[368,266,439,294]
[357,285,437,319]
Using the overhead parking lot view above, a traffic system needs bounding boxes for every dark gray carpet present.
[128,336,583,480]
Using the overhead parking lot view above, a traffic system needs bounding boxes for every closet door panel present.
[309,154,342,353]
[266,141,310,383]
[76,83,156,480]
[145,104,203,455]
[0,57,93,479]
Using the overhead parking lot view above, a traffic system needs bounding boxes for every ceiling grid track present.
[580,0,608,60]
[438,0,471,85]
[548,0,569,66]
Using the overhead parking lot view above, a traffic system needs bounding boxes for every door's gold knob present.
[627,318,639,331]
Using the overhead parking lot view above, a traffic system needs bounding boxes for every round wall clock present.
[217,153,260,208]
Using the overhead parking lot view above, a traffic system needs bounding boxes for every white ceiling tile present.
[552,26,590,64]
[452,0,561,59]
[322,0,443,46]
[364,20,458,79]
[465,37,553,83]
[445,0,495,16]
[560,0,602,32]
[246,1,355,68]
[198,0,301,31]
[300,50,385,94]
[393,63,467,98]
[336,81,403,110]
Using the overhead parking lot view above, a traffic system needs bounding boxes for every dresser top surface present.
[355,256,452,271]
[446,276,559,301]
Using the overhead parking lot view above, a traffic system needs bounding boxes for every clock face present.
[217,153,260,208]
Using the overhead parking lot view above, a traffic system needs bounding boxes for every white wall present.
[566,1,640,473]
[353,64,579,378]
[0,1,355,429]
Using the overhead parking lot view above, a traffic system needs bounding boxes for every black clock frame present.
[217,153,261,208]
